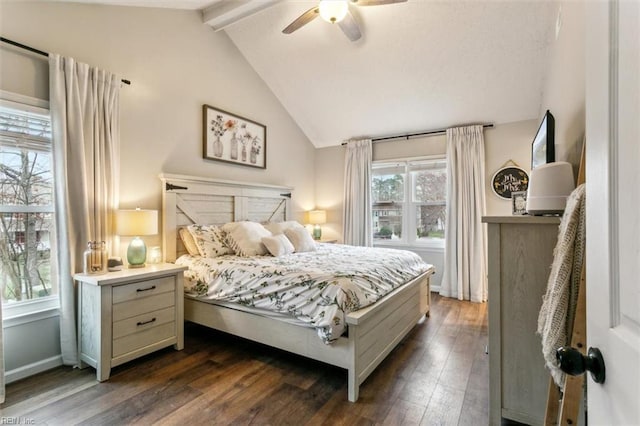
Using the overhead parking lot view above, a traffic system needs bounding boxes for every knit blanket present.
[537,183,586,387]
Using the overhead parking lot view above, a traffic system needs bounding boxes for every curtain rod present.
[341,123,494,145]
[1,37,132,86]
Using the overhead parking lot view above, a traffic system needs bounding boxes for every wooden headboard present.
[159,173,293,262]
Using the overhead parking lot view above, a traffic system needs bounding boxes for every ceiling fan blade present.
[351,0,407,5]
[338,10,362,42]
[282,7,320,34]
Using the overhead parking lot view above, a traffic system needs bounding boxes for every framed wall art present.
[491,162,529,200]
[203,104,266,169]
[511,191,528,215]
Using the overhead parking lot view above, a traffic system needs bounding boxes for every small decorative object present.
[83,241,108,275]
[203,104,266,169]
[148,246,162,264]
[107,257,123,272]
[511,191,528,215]
[115,208,158,268]
[308,210,327,240]
[492,160,529,200]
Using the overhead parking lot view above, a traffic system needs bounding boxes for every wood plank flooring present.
[1,294,489,425]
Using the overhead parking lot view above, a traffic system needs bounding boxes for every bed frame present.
[160,173,434,402]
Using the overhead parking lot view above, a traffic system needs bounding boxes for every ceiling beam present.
[202,0,281,31]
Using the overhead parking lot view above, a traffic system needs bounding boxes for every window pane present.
[412,166,446,203]
[372,172,404,203]
[416,205,446,241]
[1,102,55,305]
[373,205,403,241]
[1,212,56,303]
[0,147,53,207]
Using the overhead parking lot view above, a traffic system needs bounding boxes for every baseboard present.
[5,355,63,384]
[431,285,441,294]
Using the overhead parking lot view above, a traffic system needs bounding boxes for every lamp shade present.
[115,209,158,236]
[308,210,327,225]
[319,0,348,23]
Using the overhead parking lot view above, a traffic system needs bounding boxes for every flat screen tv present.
[531,110,555,169]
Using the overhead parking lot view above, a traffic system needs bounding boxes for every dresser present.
[75,263,187,381]
[483,216,560,426]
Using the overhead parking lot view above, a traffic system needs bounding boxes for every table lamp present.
[308,210,327,240]
[115,208,158,268]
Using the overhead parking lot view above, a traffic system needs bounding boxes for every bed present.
[160,173,435,402]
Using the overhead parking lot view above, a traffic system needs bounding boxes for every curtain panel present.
[342,139,372,247]
[440,125,487,302]
[49,54,121,365]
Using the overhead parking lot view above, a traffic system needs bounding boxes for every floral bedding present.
[176,243,432,343]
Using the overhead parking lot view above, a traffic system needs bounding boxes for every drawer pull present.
[136,318,157,326]
[136,285,156,293]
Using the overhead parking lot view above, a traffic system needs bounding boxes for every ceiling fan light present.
[319,0,349,23]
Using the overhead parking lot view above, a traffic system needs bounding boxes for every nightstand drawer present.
[112,291,175,322]
[113,306,176,339]
[113,322,175,358]
[112,276,175,304]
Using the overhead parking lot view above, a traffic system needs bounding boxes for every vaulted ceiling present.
[48,0,557,147]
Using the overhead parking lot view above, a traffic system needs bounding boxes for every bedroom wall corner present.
[538,0,586,173]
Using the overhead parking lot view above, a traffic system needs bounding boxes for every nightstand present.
[75,263,187,381]
[318,239,338,244]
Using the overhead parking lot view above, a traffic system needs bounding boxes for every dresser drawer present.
[112,291,175,322]
[112,276,175,304]
[112,322,175,358]
[112,306,176,339]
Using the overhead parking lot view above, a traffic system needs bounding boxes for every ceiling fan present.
[282,0,407,42]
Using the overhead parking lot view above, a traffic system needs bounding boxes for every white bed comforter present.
[176,243,432,343]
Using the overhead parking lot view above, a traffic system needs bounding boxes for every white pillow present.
[222,221,272,257]
[284,227,317,253]
[179,228,200,256]
[186,224,233,258]
[263,220,304,235]
[261,234,295,257]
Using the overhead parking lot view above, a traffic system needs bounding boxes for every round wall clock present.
[492,166,529,200]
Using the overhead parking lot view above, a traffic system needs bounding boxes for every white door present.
[585,0,640,424]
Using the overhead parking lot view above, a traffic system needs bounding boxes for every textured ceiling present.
[45,0,557,148]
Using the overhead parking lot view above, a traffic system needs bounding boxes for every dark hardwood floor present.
[2,294,489,425]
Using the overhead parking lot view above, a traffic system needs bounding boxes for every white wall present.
[0,1,315,378]
[539,1,586,171]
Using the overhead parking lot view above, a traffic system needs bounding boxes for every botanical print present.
[176,243,431,343]
[203,104,266,169]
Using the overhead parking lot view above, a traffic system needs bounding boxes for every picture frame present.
[203,104,266,169]
[512,191,528,215]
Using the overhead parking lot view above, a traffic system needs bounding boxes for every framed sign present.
[203,104,266,169]
[492,166,529,200]
[511,191,528,215]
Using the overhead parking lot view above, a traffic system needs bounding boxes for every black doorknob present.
[556,346,606,384]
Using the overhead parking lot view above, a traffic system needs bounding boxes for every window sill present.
[2,296,60,327]
[374,241,445,251]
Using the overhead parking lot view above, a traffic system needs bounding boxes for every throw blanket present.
[537,184,586,387]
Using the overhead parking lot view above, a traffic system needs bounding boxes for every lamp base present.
[313,225,322,240]
[127,236,147,268]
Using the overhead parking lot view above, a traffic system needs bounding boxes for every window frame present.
[372,155,446,249]
[1,90,59,320]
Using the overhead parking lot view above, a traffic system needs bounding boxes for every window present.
[0,95,57,308]
[372,157,446,246]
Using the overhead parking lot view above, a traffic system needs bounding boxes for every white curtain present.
[49,54,120,365]
[440,125,487,302]
[342,139,372,246]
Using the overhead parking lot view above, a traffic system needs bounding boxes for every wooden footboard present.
[184,267,433,402]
